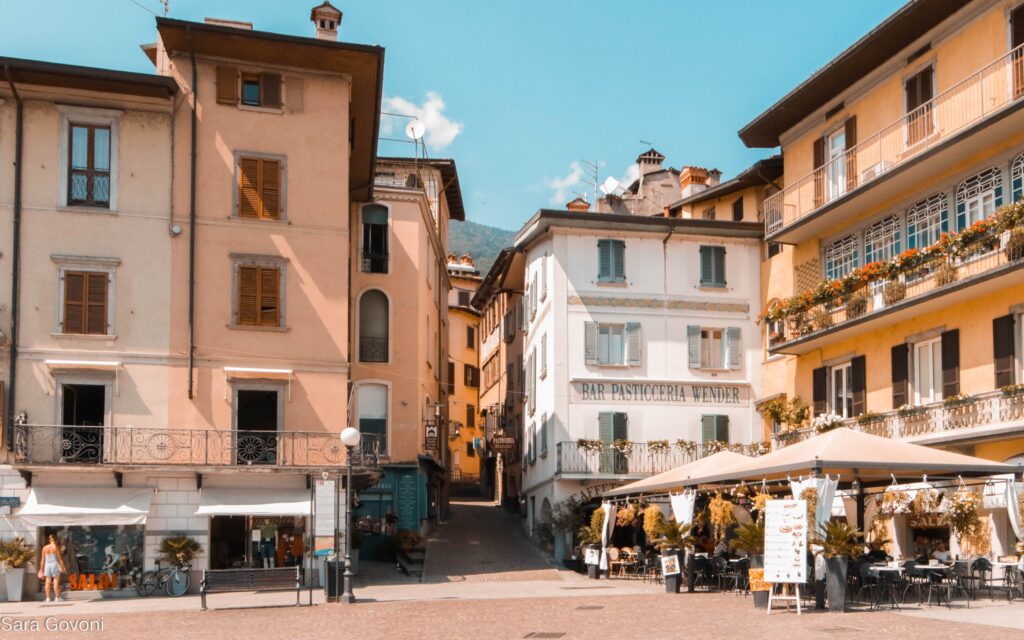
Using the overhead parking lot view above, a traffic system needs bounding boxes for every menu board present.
[764,499,807,583]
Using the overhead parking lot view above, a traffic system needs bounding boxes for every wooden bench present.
[200,566,301,610]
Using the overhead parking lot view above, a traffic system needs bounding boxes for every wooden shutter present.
[541,254,548,297]
[994,315,1016,388]
[260,159,281,219]
[732,197,744,221]
[85,273,108,334]
[597,240,611,281]
[626,322,642,366]
[851,355,866,417]
[612,413,628,441]
[261,73,282,108]
[813,136,826,206]
[700,247,712,286]
[530,273,537,317]
[726,327,741,370]
[216,65,238,104]
[598,412,614,443]
[286,76,304,113]
[891,343,909,409]
[701,415,717,443]
[687,326,701,368]
[259,267,280,326]
[584,322,599,364]
[941,329,960,398]
[1015,5,1024,97]
[713,247,726,286]
[812,366,827,415]
[237,266,259,325]
[63,272,85,333]
[612,240,625,281]
[238,158,260,218]
[844,116,857,191]
[715,415,730,443]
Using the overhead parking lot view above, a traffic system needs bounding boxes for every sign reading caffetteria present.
[491,435,517,453]
[571,381,748,405]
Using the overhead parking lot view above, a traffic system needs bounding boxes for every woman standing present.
[37,534,67,602]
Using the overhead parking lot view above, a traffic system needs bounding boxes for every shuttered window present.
[464,364,480,388]
[597,239,625,283]
[585,322,642,366]
[235,71,282,109]
[994,315,1016,388]
[466,404,476,429]
[891,344,909,409]
[540,333,548,377]
[699,246,726,287]
[238,157,283,220]
[598,412,628,473]
[236,265,281,327]
[701,415,729,444]
[732,198,744,221]
[540,413,548,456]
[689,326,740,370]
[62,271,108,335]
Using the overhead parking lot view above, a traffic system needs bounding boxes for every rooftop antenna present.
[160,0,169,16]
[580,159,600,204]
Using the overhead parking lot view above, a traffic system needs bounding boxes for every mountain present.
[448,219,516,275]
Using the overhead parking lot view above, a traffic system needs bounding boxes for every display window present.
[41,526,145,592]
[209,515,305,570]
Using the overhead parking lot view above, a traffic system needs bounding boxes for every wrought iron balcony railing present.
[361,252,388,274]
[765,44,1024,237]
[556,441,693,476]
[771,389,1024,449]
[13,424,383,469]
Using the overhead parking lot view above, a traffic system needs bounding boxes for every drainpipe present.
[187,43,198,399]
[4,66,22,449]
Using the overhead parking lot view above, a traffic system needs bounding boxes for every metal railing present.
[361,252,388,274]
[771,247,1019,348]
[555,441,692,476]
[358,336,389,363]
[13,424,382,468]
[771,389,1024,449]
[765,44,1024,236]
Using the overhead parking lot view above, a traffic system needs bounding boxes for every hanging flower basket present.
[943,393,974,409]
[575,439,604,455]
[709,494,737,543]
[877,489,910,516]
[612,439,634,456]
[946,487,981,544]
[648,440,671,455]
[812,413,844,433]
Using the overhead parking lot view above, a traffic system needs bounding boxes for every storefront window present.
[42,526,144,592]
[209,515,305,570]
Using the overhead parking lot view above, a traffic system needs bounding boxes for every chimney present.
[566,196,591,212]
[679,166,709,199]
[636,148,666,176]
[310,1,343,41]
[706,169,722,188]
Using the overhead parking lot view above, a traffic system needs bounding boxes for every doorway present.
[60,383,107,464]
[234,387,281,465]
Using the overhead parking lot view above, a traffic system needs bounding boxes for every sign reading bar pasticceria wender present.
[571,381,748,405]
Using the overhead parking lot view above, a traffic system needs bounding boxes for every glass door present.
[827,129,847,200]
[914,339,943,404]
[831,363,853,418]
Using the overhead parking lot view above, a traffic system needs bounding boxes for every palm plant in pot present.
[730,520,767,608]
[0,538,35,602]
[654,517,694,594]
[812,521,863,612]
[577,510,605,579]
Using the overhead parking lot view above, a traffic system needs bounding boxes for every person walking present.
[38,534,67,602]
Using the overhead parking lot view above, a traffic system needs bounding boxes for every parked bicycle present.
[137,557,191,597]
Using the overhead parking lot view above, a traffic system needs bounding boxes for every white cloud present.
[618,163,640,189]
[381,91,464,151]
[546,162,584,206]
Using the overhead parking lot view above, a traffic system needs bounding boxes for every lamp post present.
[339,426,361,604]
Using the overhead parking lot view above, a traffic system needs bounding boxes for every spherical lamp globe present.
[340,427,361,448]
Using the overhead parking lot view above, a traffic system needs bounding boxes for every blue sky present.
[1,0,905,231]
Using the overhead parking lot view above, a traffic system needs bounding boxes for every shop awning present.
[603,451,752,498]
[17,488,152,526]
[194,489,311,517]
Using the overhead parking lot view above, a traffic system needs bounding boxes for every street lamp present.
[339,426,361,604]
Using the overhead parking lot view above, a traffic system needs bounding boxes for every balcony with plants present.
[765,43,1024,243]
[555,438,770,478]
[763,203,1024,355]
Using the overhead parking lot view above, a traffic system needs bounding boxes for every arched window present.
[357,384,388,452]
[1012,153,1024,204]
[359,290,389,362]
[361,204,389,273]
[906,193,948,249]
[824,235,858,280]
[955,167,1002,230]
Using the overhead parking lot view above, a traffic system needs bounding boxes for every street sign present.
[424,424,439,451]
[0,497,20,508]
[491,435,517,453]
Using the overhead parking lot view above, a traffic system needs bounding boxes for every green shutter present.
[626,322,642,366]
[584,322,599,364]
[713,247,726,286]
[715,415,730,442]
[726,327,741,370]
[701,415,716,443]
[597,240,611,281]
[687,326,701,368]
[612,240,625,281]
[700,247,712,285]
[613,413,628,440]
[598,412,614,443]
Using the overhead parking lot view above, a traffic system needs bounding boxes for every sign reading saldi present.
[571,381,748,405]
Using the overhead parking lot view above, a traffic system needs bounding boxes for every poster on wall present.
[584,547,600,566]
[764,499,807,583]
[660,554,681,576]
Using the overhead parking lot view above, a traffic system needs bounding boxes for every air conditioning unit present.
[860,161,892,182]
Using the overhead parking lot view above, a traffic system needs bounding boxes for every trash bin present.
[324,558,343,602]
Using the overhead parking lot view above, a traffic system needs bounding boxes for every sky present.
[0,0,906,231]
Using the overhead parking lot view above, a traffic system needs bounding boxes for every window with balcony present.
[598,412,628,474]
[701,415,729,444]
[1012,154,1024,203]
[361,204,389,273]
[826,127,847,200]
[955,168,1002,230]
[824,235,859,280]
[358,290,389,362]
[597,239,625,283]
[864,215,901,264]
[830,362,853,418]
[906,194,949,249]
[68,124,111,208]
[905,66,935,146]
[357,383,388,453]
[913,337,943,405]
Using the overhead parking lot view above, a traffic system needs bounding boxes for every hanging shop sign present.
[0,497,21,507]
[424,424,439,452]
[491,434,517,453]
[764,499,807,584]
[570,381,748,406]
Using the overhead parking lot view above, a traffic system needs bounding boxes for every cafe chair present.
[855,562,879,605]
[927,565,971,609]
[968,557,999,600]
[900,560,928,604]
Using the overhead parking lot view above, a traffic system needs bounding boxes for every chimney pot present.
[680,166,710,199]
[310,1,343,41]
[566,196,591,212]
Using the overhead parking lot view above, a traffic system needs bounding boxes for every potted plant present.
[1006,227,1024,262]
[810,306,833,330]
[653,518,694,594]
[642,504,664,543]
[813,521,863,612]
[549,501,584,566]
[577,510,605,579]
[730,520,768,608]
[844,289,869,319]
[0,538,35,602]
[812,412,844,434]
[159,534,201,566]
[882,280,906,305]
[934,260,958,286]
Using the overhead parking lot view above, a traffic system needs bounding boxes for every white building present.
[513,208,764,536]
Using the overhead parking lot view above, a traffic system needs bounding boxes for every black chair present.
[968,558,996,599]
[900,560,928,604]
[927,566,970,608]
[720,558,746,593]
[855,561,878,604]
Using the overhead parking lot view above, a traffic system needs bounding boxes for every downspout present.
[4,66,22,448]
[187,43,197,399]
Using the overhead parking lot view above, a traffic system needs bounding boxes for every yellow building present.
[747,0,1024,557]
[446,254,482,485]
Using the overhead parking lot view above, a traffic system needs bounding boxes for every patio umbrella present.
[686,427,1019,488]
[602,450,752,498]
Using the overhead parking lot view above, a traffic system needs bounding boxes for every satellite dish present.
[600,176,620,195]
[405,119,426,140]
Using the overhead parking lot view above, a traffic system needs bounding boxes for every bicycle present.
[137,558,191,597]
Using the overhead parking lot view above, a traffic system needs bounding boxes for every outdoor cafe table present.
[868,566,902,610]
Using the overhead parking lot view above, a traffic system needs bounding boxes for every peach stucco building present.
[446,254,482,485]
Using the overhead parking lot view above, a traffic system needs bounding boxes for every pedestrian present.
[38,534,67,603]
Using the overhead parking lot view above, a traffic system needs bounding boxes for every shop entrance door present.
[60,383,106,463]
[234,388,280,465]
[209,516,249,570]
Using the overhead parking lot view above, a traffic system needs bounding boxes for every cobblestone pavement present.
[5,593,1024,639]
[422,499,562,583]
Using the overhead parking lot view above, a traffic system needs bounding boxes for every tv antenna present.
[580,160,600,204]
